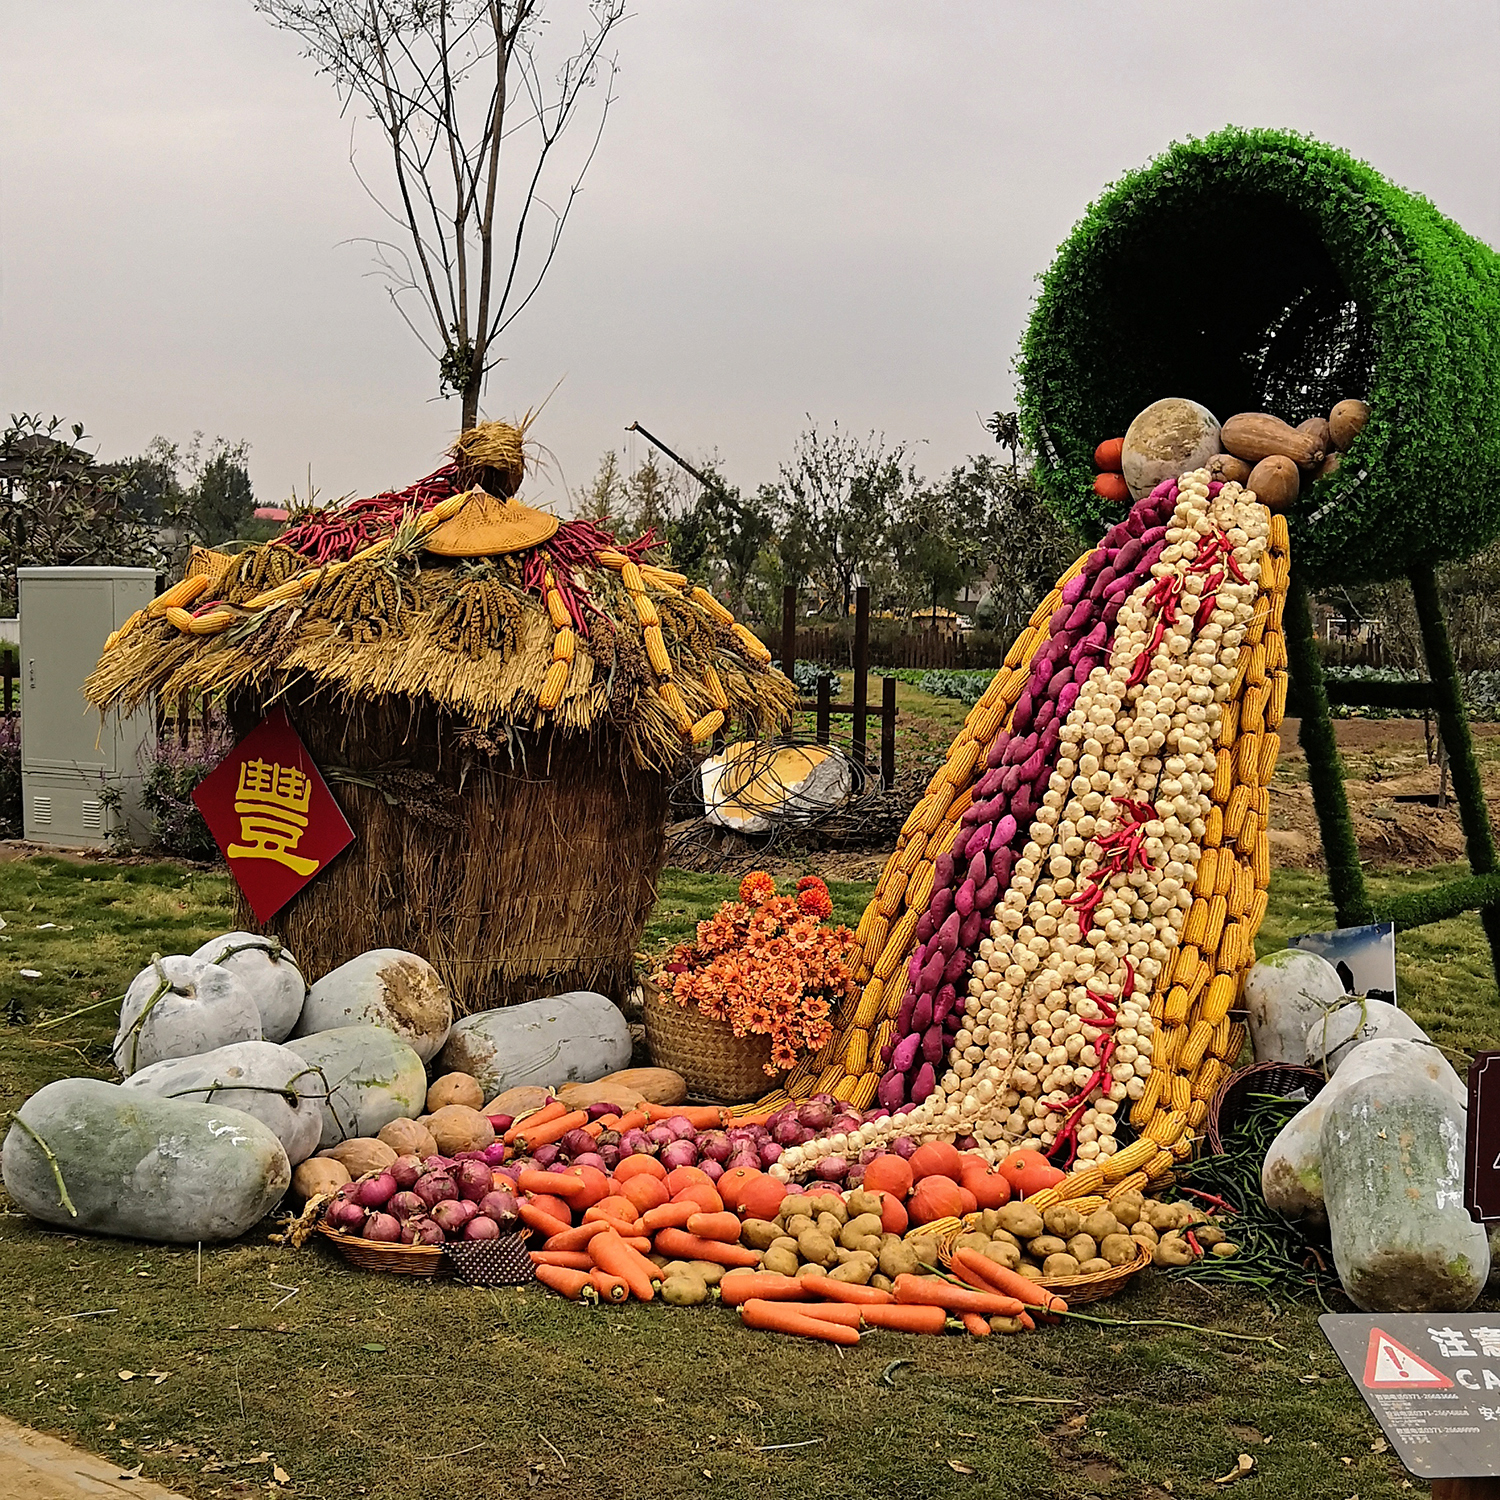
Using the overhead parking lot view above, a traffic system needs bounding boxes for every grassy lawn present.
[0,854,1494,1499]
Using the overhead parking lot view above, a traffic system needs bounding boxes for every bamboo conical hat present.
[422,489,559,557]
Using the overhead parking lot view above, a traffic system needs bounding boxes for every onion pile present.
[326,1148,522,1245]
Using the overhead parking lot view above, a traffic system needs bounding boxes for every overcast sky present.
[2,1,1495,512]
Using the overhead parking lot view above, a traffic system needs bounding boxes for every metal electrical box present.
[19,567,156,847]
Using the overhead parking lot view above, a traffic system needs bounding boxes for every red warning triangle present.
[1362,1329,1454,1389]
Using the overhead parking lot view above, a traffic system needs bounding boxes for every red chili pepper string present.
[1179,1185,1238,1215]
[1186,1228,1204,1258]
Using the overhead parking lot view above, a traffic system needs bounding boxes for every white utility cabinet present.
[19,566,156,846]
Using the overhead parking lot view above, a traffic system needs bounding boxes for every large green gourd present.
[1320,1071,1490,1311]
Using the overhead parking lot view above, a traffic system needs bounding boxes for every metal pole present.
[880,675,897,789]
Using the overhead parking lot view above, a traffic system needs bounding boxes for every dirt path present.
[0,1417,182,1498]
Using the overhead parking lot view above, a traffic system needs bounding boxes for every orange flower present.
[795,876,833,919]
[738,870,777,905]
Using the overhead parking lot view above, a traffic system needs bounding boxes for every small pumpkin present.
[1246,455,1300,511]
[291,1157,350,1201]
[908,1174,965,1225]
[1206,453,1251,484]
[1328,398,1370,451]
[736,1174,787,1224]
[1093,437,1125,473]
[1221,412,1324,469]
[320,1137,397,1176]
[426,1104,495,1156]
[376,1117,438,1159]
[997,1149,1065,1199]
[877,1191,909,1236]
[862,1154,914,1200]
[959,1158,1012,1209]
[907,1141,964,1183]
[1092,472,1130,504]
[716,1166,765,1214]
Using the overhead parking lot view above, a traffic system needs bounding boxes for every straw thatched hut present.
[85,423,793,1012]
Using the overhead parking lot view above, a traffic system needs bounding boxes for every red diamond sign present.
[1362,1328,1454,1390]
[191,707,354,923]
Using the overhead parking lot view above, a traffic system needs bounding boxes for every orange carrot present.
[518,1168,591,1203]
[518,1201,572,1240]
[589,1229,657,1301]
[684,1211,742,1244]
[640,1101,729,1129]
[584,1196,640,1227]
[950,1256,995,1296]
[594,1114,621,1132]
[1017,1310,1036,1331]
[953,1249,1068,1313]
[718,1271,808,1305]
[542,1221,609,1253]
[529,1249,594,1270]
[533,1264,594,1301]
[640,1200,698,1235]
[856,1304,948,1334]
[652,1228,760,1268]
[962,1312,991,1338]
[739,1299,859,1345]
[893,1274,1024,1317]
[515,1109,589,1151]
[797,1276,895,1306]
[768,1301,863,1327]
[505,1098,563,1143]
[622,1236,653,1254]
[589,1267,629,1304]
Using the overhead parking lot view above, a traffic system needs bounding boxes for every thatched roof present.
[84,423,792,771]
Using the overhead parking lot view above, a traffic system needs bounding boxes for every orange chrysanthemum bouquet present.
[654,872,858,1073]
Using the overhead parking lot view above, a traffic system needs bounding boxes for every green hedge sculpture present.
[1017,126,1500,583]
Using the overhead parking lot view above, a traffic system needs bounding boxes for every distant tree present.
[576,448,626,531]
[189,438,256,543]
[256,0,626,433]
[117,433,257,558]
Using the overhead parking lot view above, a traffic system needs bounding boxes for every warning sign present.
[1363,1328,1454,1390]
[1467,1051,1500,1224]
[1321,1314,1500,1479]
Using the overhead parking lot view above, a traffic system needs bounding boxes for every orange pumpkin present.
[671,1179,724,1215]
[908,1174,965,1224]
[877,1192,909,1236]
[716,1166,763,1212]
[957,1186,979,1215]
[908,1141,964,1184]
[958,1162,1012,1210]
[663,1164,712,1197]
[737,1174,787,1223]
[1094,436,1125,472]
[862,1155,914,1201]
[996,1149,1065,1198]
[561,1164,610,1209]
[620,1173,669,1215]
[612,1156,666,1185]
[1092,472,1130,504]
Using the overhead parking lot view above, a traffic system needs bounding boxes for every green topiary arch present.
[1017,126,1500,583]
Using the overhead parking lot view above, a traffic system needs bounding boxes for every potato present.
[1043,1252,1080,1278]
[659,1260,694,1278]
[842,1212,884,1242]
[1028,1235,1067,1259]
[808,1194,846,1223]
[981,1239,1021,1271]
[376,1117,438,1159]
[1100,1233,1139,1267]
[989,1314,1027,1335]
[845,1190,884,1219]
[661,1272,709,1306]
[1110,1192,1144,1227]
[829,1257,873,1286]
[687,1260,726,1288]
[426,1104,494,1156]
[954,1231,991,1254]
[1131,1220,1159,1245]
[1018,1263,1046,1280]
[761,1246,800,1277]
[783,1214,816,1240]
[1195,1223,1227,1248]
[1081,1209,1120,1242]
[1153,1234,1194,1268]
[869,1273,894,1293]
[426,1072,484,1113]
[799,1262,828,1279]
[1143,1201,1179,1231]
[648,1252,670,1270]
[978,1208,1002,1236]
[1067,1234,1098,1264]
[997,1203,1045,1240]
[879,1239,920,1279]
[1076,1258,1111,1276]
[321,1137,397,1175]
[292,1157,350,1201]
[816,1212,844,1240]
[907,1235,939,1265]
[1211,1241,1239,1259]
[769,1236,799,1257]
[797,1228,839,1268]
[1043,1205,1082,1238]
[990,1227,1020,1250]
[740,1219,783,1250]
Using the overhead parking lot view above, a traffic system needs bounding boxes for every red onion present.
[422,1155,449,1172]
[463,1215,501,1240]
[355,1171,397,1209]
[362,1212,401,1242]
[797,1099,834,1132]
[453,1150,488,1162]
[699,1160,723,1182]
[477,1190,520,1231]
[619,1128,655,1155]
[481,1142,509,1166]
[659,1139,699,1171]
[845,1164,865,1188]
[401,1216,444,1246]
[389,1154,424,1189]
[333,1180,362,1201]
[645,1123,676,1148]
[697,1130,731,1164]
[455,1160,493,1201]
[759,1141,783,1166]
[595,1129,621,1149]
[585,1103,618,1122]
[891,1136,917,1160]
[326,1199,366,1233]
[955,1135,978,1152]
[726,1149,760,1173]
[570,1151,607,1173]
[662,1115,698,1141]
[814,1155,849,1182]
[598,1144,620,1171]
[559,1128,595,1159]
[858,1147,882,1166]
[389,1190,425,1221]
[491,1163,524,1184]
[431,1199,478,1235]
[414,1171,458,1208]
[531,1143,562,1168]
[488,1114,515,1135]
[773,1117,807,1147]
[831,1114,862,1136]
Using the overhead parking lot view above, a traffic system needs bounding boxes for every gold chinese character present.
[226,758,319,877]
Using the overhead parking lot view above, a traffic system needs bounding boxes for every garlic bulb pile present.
[774,471,1269,1181]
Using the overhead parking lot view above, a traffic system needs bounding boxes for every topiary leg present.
[1407,565,1500,976]
[1285,568,1374,927]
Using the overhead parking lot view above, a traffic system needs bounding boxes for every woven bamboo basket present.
[317,1222,448,1277]
[1206,1061,1326,1155]
[643,991,783,1104]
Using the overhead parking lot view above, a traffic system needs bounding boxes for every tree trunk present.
[461,384,480,435]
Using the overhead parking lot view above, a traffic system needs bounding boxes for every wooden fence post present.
[852,585,870,768]
[880,675,896,789]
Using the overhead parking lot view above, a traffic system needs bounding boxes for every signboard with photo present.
[1289,920,1398,1005]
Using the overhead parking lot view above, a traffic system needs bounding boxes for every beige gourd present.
[1221,412,1325,468]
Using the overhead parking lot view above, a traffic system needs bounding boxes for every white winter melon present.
[121,1040,323,1167]
[2,1078,290,1243]
[1320,1071,1490,1312]
[437,991,631,1100]
[283,1025,428,1148]
[190,933,307,1043]
[1304,998,1429,1073]
[112,956,262,1077]
[1242,948,1346,1066]
[294,949,452,1063]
